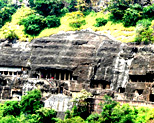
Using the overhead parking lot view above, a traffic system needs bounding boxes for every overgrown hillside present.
[0,0,154,44]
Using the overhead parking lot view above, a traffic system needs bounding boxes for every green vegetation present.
[94,17,108,27]
[20,89,43,114]
[0,5,18,28]
[63,94,154,123]
[0,89,59,123]
[1,89,154,122]
[135,19,154,44]
[0,0,153,43]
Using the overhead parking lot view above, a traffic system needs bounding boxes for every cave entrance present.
[118,87,125,93]
[150,94,154,102]
[129,74,154,82]
[39,69,78,81]
[60,87,63,94]
[137,89,143,95]
[12,91,22,100]
[90,80,110,89]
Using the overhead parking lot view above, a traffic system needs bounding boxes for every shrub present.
[45,15,60,28]
[86,113,100,123]
[0,115,18,123]
[20,89,43,114]
[122,8,142,27]
[64,116,85,123]
[135,27,154,44]
[33,0,64,17]
[122,4,142,27]
[3,29,18,41]
[65,110,71,119]
[3,101,21,117]
[111,104,138,123]
[69,19,86,28]
[135,19,154,44]
[107,0,128,20]
[20,14,45,35]
[143,4,154,19]
[129,3,142,11]
[0,5,18,28]
[136,19,151,27]
[94,17,107,27]
[35,107,58,123]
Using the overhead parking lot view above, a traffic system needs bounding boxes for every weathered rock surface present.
[0,31,154,102]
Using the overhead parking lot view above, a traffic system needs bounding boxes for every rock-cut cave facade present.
[0,31,154,103]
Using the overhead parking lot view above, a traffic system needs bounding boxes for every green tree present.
[65,89,92,120]
[20,89,43,114]
[100,95,118,122]
[3,101,21,117]
[35,107,58,123]
[32,0,65,17]
[0,5,18,28]
[20,14,45,35]
[143,4,154,19]
[122,4,142,27]
[111,104,138,123]
[45,15,61,28]
[107,0,129,21]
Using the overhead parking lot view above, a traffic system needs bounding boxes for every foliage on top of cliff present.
[0,0,153,43]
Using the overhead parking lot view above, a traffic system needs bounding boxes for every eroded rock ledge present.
[0,31,154,102]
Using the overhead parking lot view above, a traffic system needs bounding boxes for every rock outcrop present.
[0,31,154,102]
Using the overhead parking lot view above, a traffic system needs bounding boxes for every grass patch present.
[0,6,35,41]
[0,7,149,43]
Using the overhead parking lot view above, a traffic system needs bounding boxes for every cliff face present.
[0,31,154,101]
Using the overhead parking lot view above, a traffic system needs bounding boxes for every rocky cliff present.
[0,31,154,101]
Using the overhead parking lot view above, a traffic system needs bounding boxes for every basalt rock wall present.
[0,31,154,101]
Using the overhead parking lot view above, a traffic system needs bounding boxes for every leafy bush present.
[69,20,86,28]
[0,0,11,9]
[129,3,142,11]
[94,17,107,27]
[143,4,154,19]
[135,19,154,44]
[32,0,65,17]
[64,116,85,123]
[65,110,71,119]
[122,4,142,27]
[136,19,151,27]
[0,5,18,28]
[100,95,118,122]
[20,14,45,35]
[0,115,18,123]
[3,29,18,41]
[111,104,138,123]
[86,113,100,123]
[20,89,43,114]
[45,15,60,28]
[122,8,142,27]
[35,107,58,123]
[3,101,21,117]
[107,0,129,20]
